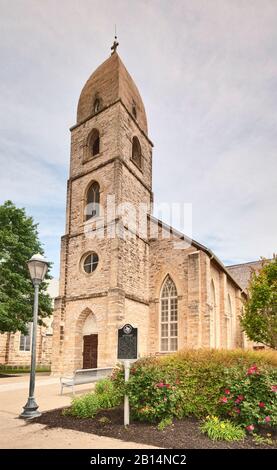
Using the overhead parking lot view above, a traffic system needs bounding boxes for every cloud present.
[0,0,276,277]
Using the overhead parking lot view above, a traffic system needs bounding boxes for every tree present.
[241,256,277,350]
[0,200,52,334]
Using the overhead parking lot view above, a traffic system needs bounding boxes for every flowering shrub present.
[112,350,277,423]
[123,360,185,422]
[219,364,277,432]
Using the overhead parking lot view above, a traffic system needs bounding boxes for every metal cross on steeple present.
[111,36,119,54]
[111,25,119,55]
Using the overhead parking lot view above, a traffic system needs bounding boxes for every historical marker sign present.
[118,324,137,360]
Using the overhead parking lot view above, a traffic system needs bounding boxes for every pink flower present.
[220,396,228,403]
[247,364,259,375]
[234,408,241,414]
[235,395,244,404]
[156,382,165,388]
[271,385,277,392]
[265,416,271,423]
[165,384,171,389]
[163,397,167,402]
[225,389,231,395]
[258,402,265,408]
[246,424,255,432]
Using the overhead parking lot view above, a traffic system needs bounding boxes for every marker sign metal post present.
[117,324,138,426]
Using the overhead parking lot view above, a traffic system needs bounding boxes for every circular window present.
[83,253,99,274]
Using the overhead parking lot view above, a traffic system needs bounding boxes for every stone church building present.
[52,48,247,375]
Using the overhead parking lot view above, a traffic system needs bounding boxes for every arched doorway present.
[75,309,98,370]
[82,313,98,369]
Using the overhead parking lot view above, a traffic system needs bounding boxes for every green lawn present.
[0,366,51,374]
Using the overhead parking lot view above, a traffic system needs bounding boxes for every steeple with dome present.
[77,51,148,135]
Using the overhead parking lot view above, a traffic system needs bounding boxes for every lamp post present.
[20,253,49,419]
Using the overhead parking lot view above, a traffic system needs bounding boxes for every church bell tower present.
[52,41,153,373]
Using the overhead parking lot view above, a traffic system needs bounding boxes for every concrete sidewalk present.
[0,374,155,449]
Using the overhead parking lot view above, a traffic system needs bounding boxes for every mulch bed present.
[31,406,276,449]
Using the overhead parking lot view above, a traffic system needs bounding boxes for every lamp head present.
[27,253,49,285]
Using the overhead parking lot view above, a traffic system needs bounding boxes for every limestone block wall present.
[118,104,152,191]
[64,232,113,299]
[69,162,115,236]
[60,296,109,374]
[210,263,221,347]
[148,219,245,353]
[123,298,149,358]
[0,328,52,368]
[53,292,150,375]
[118,228,149,300]
[199,251,211,348]
[148,223,197,353]
[0,334,8,363]
[70,104,121,180]
[210,261,244,349]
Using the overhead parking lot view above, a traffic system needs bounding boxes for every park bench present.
[60,366,114,395]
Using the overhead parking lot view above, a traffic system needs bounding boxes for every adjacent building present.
[0,279,58,368]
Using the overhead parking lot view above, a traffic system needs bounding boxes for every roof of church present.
[77,52,148,134]
[226,260,268,291]
[149,215,247,294]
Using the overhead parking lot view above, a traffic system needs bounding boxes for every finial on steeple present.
[111,25,119,55]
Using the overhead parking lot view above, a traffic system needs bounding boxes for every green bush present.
[0,365,51,374]
[218,364,277,432]
[200,416,245,441]
[126,365,185,422]
[157,417,173,431]
[65,377,122,418]
[112,349,277,423]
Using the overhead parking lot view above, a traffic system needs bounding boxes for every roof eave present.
[148,214,246,295]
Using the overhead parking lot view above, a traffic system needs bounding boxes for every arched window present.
[131,136,142,169]
[89,129,100,156]
[210,280,217,348]
[93,98,100,114]
[86,181,100,220]
[160,276,178,352]
[132,103,137,119]
[226,294,233,349]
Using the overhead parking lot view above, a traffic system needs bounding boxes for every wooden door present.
[83,334,98,369]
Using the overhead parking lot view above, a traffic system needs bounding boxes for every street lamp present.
[20,253,49,419]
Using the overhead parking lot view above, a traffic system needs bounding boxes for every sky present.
[0,0,276,278]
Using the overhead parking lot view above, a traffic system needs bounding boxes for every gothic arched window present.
[89,129,100,156]
[226,294,233,349]
[93,98,100,114]
[86,181,100,220]
[210,279,217,348]
[131,136,142,169]
[160,276,178,352]
[132,103,137,119]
